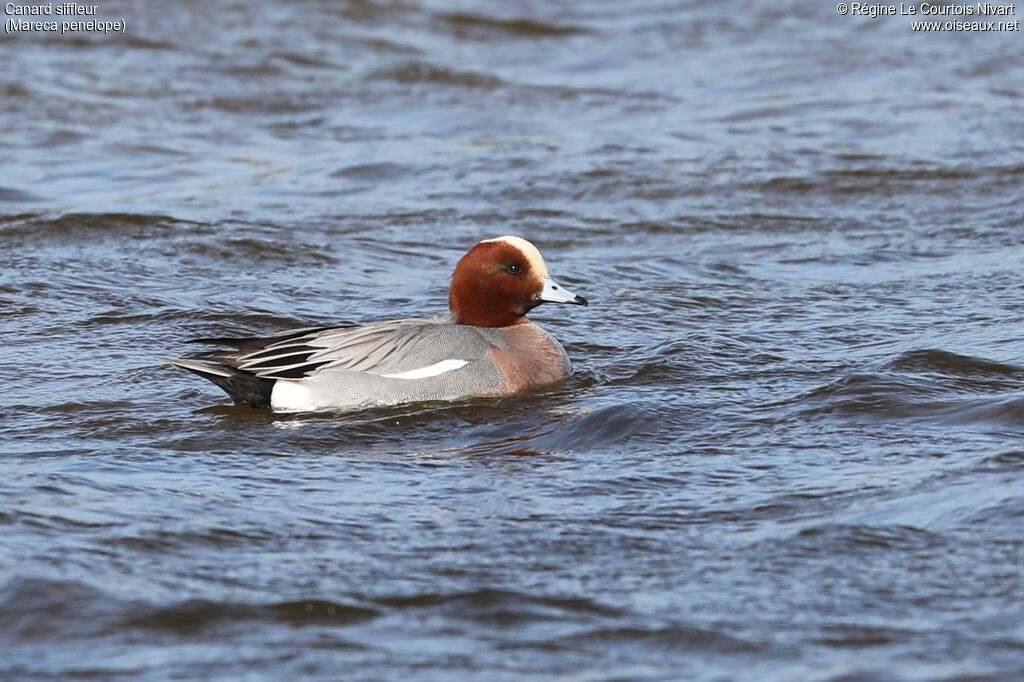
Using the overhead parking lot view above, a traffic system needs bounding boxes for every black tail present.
[164,357,274,408]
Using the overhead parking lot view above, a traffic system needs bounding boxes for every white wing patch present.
[382,359,469,380]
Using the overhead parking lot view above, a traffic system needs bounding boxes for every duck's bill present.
[538,277,588,306]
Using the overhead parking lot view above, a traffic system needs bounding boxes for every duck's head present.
[449,235,588,328]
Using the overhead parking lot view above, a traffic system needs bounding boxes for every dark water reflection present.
[2,0,1023,680]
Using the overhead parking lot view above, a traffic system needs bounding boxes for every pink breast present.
[488,323,572,393]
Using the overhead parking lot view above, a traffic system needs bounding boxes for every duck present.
[165,236,588,411]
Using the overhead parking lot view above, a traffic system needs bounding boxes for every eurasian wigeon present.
[166,236,588,411]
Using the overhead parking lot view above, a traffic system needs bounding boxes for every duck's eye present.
[505,263,523,275]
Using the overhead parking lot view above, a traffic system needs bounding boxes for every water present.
[2,1,1023,679]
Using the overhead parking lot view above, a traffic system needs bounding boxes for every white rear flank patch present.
[481,235,550,278]
[270,380,319,412]
[382,359,469,380]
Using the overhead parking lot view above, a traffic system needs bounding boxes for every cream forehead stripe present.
[481,235,550,278]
